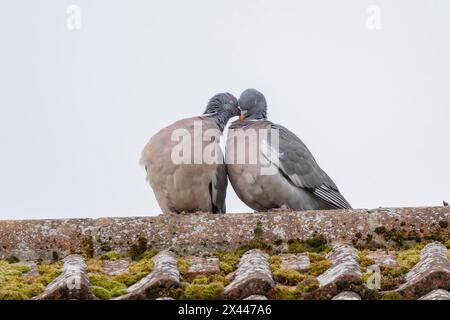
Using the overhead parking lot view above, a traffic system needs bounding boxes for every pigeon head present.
[203,92,240,131]
[238,89,267,121]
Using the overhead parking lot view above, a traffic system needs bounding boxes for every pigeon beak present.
[239,108,247,121]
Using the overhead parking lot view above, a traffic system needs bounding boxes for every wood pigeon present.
[226,89,351,211]
[141,93,239,214]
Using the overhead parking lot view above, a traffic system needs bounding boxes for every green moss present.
[270,255,306,285]
[309,256,331,276]
[86,258,104,274]
[414,242,425,250]
[381,292,404,300]
[216,252,240,274]
[102,251,123,261]
[3,263,30,274]
[379,258,411,291]
[307,252,331,277]
[92,286,112,300]
[114,258,153,287]
[156,286,184,299]
[90,273,127,292]
[183,282,224,300]
[0,261,39,300]
[190,274,229,286]
[191,276,209,285]
[139,249,158,260]
[235,239,273,256]
[444,240,450,249]
[219,262,233,274]
[362,273,369,283]
[382,266,408,278]
[0,290,30,300]
[380,276,404,291]
[111,288,128,297]
[358,250,376,270]
[288,237,330,254]
[383,228,407,246]
[178,257,191,279]
[36,262,62,286]
[268,287,298,300]
[273,269,305,286]
[87,255,154,298]
[377,247,416,291]
[304,234,329,252]
[268,255,281,271]
[397,248,420,270]
[288,239,306,253]
[113,273,145,288]
[0,260,61,300]
[5,256,20,264]
[308,252,325,263]
[81,235,94,258]
[130,236,149,260]
[295,275,320,293]
[89,274,127,299]
[88,261,153,299]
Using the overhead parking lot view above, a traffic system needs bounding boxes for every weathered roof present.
[0,206,449,300]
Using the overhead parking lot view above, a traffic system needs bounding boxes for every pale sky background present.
[0,0,449,220]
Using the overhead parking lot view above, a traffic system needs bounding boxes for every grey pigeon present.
[141,93,239,214]
[226,89,351,211]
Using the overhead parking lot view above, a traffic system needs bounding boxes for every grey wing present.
[262,123,352,209]
[210,150,228,214]
[211,164,227,213]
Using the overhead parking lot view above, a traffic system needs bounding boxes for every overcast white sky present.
[0,0,449,220]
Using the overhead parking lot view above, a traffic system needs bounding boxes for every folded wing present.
[261,123,352,209]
